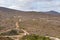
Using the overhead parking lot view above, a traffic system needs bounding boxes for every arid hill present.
[0,7,60,38]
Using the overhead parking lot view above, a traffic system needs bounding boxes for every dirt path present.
[46,36,60,40]
[15,21,29,35]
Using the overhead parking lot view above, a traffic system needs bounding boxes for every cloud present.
[0,0,60,12]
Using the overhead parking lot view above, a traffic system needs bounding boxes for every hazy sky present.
[0,0,60,12]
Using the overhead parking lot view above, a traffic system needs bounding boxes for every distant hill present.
[44,11,60,15]
[0,7,60,17]
[0,7,60,14]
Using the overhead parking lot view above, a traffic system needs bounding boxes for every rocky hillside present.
[0,7,60,38]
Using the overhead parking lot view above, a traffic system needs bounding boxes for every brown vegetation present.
[0,7,60,38]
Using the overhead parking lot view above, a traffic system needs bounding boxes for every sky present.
[0,0,60,12]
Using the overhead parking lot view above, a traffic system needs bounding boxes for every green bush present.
[0,37,13,40]
[20,34,51,40]
[0,26,5,30]
[0,30,19,36]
